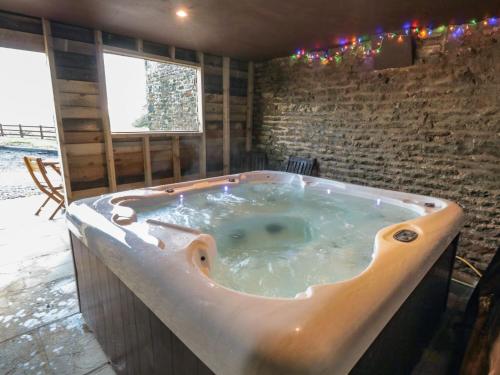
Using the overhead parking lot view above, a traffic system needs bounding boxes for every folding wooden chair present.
[23,156,65,220]
[282,156,317,176]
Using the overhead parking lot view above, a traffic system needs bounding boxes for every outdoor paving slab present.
[0,197,69,267]
[0,250,74,297]
[0,196,114,375]
[88,364,117,375]
[38,314,110,375]
[0,332,51,375]
[0,276,78,342]
[0,224,69,266]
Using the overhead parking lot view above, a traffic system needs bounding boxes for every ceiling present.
[0,0,498,60]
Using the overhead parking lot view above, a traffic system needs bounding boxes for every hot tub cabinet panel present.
[71,234,214,375]
[350,235,458,375]
[67,171,464,375]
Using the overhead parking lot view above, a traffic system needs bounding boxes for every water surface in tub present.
[136,183,420,298]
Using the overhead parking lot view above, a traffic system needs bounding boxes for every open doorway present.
[0,46,60,203]
[0,44,114,373]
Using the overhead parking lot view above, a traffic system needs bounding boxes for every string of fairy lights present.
[291,16,499,65]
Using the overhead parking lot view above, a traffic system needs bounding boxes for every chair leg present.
[35,196,51,216]
[49,201,64,220]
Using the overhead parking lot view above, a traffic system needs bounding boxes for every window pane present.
[104,53,201,132]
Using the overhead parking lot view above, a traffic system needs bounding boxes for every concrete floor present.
[0,196,115,375]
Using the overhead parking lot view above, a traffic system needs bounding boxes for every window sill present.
[111,131,203,138]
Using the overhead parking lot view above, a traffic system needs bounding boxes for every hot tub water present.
[136,183,420,298]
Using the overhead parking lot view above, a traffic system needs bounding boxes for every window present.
[103,53,202,133]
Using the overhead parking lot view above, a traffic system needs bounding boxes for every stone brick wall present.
[137,61,200,131]
[253,26,500,274]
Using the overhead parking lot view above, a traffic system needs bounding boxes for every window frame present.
[102,46,204,136]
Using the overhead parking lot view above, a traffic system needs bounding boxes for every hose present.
[455,256,483,278]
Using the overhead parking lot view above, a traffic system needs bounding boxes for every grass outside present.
[0,136,58,151]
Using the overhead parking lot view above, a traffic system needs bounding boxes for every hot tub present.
[67,171,463,374]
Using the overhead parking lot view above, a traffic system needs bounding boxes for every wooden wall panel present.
[197,52,207,179]
[0,10,254,201]
[51,22,94,43]
[42,19,72,199]
[63,119,104,144]
[101,31,136,50]
[0,12,42,34]
[230,61,249,173]
[143,40,170,57]
[67,153,108,190]
[204,54,225,176]
[180,137,200,180]
[45,22,111,197]
[113,139,145,185]
[246,62,254,152]
[175,47,198,63]
[222,57,230,174]
[0,27,43,51]
[94,30,117,192]
[150,137,174,182]
[54,50,98,81]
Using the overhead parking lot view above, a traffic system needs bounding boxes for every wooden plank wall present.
[204,54,224,176]
[229,59,250,173]
[0,11,254,202]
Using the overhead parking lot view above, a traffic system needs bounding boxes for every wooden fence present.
[0,124,56,140]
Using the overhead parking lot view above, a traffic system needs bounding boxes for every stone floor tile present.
[0,250,74,297]
[0,276,78,342]
[0,197,69,267]
[86,364,116,375]
[38,314,110,375]
[0,332,51,375]
[0,232,69,267]
[0,197,112,375]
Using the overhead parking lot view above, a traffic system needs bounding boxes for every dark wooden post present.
[40,125,44,139]
[19,124,23,138]
[0,123,3,137]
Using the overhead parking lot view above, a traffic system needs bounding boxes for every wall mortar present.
[253,26,500,274]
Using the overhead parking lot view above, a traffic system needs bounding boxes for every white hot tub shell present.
[67,171,464,374]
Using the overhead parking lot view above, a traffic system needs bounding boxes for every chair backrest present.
[283,156,316,176]
[231,151,268,172]
[24,156,47,192]
[248,151,267,170]
[23,156,64,201]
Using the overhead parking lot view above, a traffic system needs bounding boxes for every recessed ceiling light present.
[176,9,188,18]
